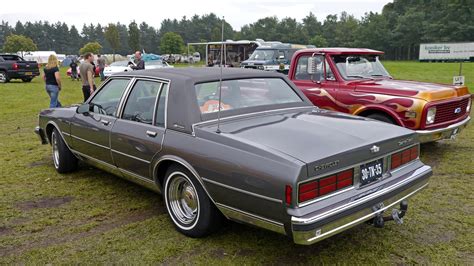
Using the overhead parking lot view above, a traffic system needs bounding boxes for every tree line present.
[0,0,472,60]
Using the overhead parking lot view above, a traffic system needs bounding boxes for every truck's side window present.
[294,55,334,81]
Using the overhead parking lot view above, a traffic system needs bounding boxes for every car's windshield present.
[332,55,390,79]
[195,78,303,114]
[110,61,129,67]
[248,49,276,61]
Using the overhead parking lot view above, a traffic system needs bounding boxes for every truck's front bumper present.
[35,126,48,144]
[291,165,432,245]
[416,116,471,143]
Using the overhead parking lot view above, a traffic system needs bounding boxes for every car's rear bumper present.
[8,70,40,78]
[35,126,48,144]
[416,116,470,143]
[291,165,432,245]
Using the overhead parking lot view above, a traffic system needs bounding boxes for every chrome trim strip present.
[71,149,117,169]
[202,177,282,204]
[416,116,470,135]
[61,131,71,136]
[119,167,155,184]
[297,143,419,208]
[215,203,286,235]
[111,148,151,164]
[191,106,314,136]
[292,165,431,225]
[70,134,110,150]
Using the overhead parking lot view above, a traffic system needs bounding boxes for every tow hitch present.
[371,200,408,228]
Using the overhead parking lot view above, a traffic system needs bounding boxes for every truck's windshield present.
[332,55,390,79]
[249,49,277,61]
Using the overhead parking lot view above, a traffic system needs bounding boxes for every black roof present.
[116,67,285,83]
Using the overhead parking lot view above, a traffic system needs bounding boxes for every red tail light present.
[285,185,292,205]
[12,63,19,70]
[298,169,353,204]
[391,145,419,170]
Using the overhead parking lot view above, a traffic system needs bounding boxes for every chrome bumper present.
[35,126,48,144]
[291,165,432,245]
[416,116,471,143]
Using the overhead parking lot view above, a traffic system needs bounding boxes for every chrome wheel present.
[52,131,60,169]
[0,72,6,83]
[166,173,200,227]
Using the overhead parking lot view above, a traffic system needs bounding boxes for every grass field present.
[0,62,473,264]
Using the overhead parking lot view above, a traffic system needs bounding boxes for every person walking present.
[43,54,62,108]
[97,54,106,81]
[129,51,145,70]
[70,59,79,81]
[79,52,96,102]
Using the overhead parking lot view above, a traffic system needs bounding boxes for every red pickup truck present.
[288,48,471,143]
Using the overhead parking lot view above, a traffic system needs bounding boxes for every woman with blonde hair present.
[43,54,62,108]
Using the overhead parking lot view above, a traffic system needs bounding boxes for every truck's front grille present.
[434,97,470,124]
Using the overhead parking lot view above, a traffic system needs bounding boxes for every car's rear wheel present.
[367,113,395,124]
[51,128,78,173]
[22,78,32,82]
[0,71,9,83]
[163,164,223,238]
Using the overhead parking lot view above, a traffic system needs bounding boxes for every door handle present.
[146,130,157,137]
[100,119,110,126]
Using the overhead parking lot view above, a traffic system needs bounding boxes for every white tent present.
[19,51,58,64]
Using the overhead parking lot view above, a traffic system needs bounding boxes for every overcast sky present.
[1,0,391,30]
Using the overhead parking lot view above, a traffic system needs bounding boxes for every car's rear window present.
[195,78,303,114]
[0,55,22,61]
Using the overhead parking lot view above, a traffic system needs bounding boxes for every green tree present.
[160,32,184,54]
[79,41,102,55]
[309,35,328,47]
[128,21,141,52]
[3,34,37,56]
[105,24,120,61]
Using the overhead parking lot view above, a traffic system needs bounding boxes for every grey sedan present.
[35,68,432,245]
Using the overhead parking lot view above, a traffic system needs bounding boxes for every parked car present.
[35,68,432,245]
[103,60,133,77]
[145,60,174,69]
[0,54,40,83]
[288,48,472,143]
[66,64,101,78]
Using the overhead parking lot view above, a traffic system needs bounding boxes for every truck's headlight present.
[426,107,436,124]
[467,98,471,113]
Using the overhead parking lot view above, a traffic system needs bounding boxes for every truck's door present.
[290,54,340,111]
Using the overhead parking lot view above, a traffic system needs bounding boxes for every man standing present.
[97,54,106,81]
[79,53,96,102]
[130,51,145,70]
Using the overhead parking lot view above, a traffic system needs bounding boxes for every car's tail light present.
[12,63,19,70]
[285,185,292,205]
[298,169,353,204]
[390,145,419,170]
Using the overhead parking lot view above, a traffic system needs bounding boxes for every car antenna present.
[216,16,225,134]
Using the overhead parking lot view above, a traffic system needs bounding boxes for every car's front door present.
[110,79,169,180]
[291,54,340,111]
[70,78,132,165]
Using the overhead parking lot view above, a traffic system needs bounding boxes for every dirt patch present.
[0,226,13,236]
[27,161,47,168]
[414,224,456,245]
[210,248,228,259]
[235,248,255,257]
[15,196,74,211]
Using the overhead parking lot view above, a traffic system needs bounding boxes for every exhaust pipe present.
[371,200,408,228]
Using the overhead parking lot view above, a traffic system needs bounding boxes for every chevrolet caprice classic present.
[35,68,432,245]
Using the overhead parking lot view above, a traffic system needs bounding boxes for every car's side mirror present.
[77,103,90,116]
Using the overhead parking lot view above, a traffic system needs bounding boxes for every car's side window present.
[155,83,168,127]
[294,55,334,81]
[122,80,162,125]
[90,79,130,116]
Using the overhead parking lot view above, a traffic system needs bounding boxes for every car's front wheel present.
[163,165,223,238]
[0,71,9,83]
[51,128,78,173]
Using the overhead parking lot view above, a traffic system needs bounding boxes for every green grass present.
[0,64,473,264]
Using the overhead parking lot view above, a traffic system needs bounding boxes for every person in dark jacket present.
[129,51,145,70]
[70,59,79,80]
[43,54,62,108]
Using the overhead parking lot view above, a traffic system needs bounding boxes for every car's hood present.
[353,79,470,101]
[104,66,131,72]
[241,60,268,65]
[197,108,416,175]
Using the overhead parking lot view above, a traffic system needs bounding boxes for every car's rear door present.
[70,78,132,165]
[110,78,169,180]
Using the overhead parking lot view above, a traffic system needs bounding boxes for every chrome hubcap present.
[167,174,198,225]
[0,73,6,83]
[52,132,60,168]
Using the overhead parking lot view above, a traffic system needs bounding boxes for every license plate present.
[25,72,32,75]
[360,158,384,186]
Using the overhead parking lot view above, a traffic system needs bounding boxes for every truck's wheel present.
[51,128,78,173]
[367,113,395,124]
[22,78,32,82]
[163,164,223,238]
[0,71,9,83]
